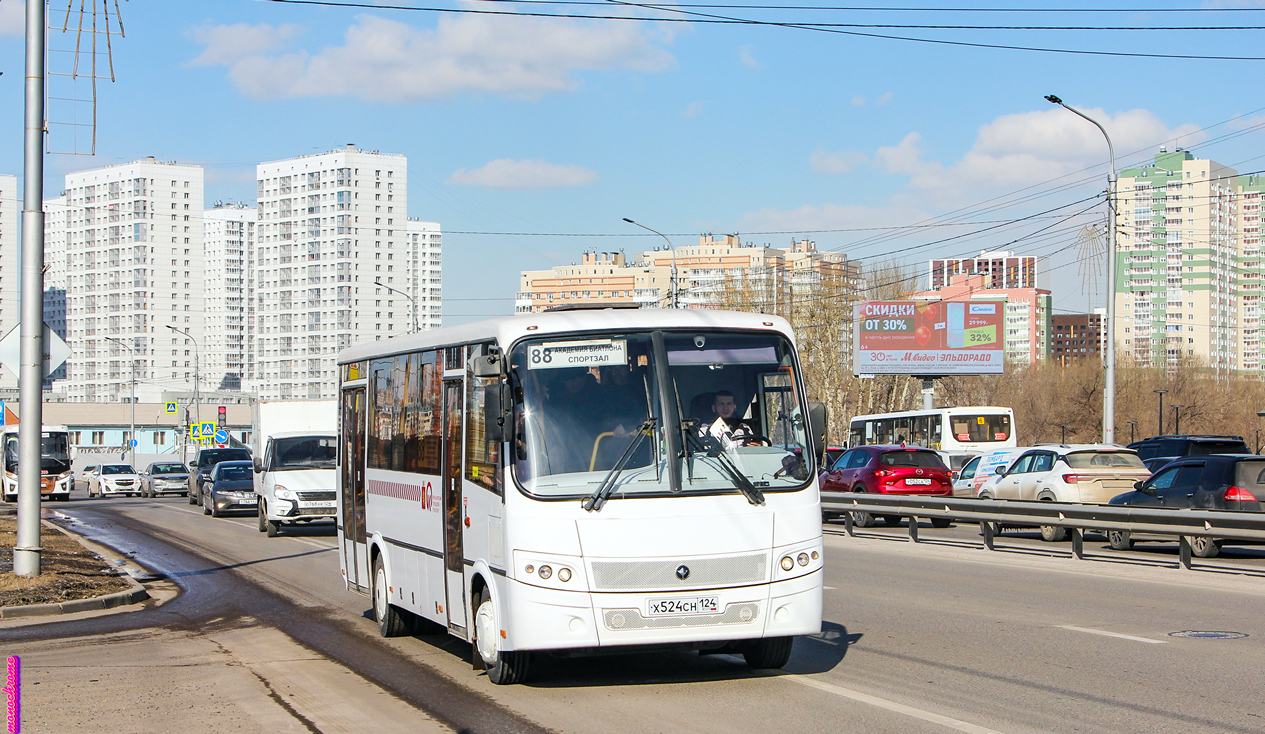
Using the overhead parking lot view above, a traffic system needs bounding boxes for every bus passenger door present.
[340,387,370,593]
[442,380,468,634]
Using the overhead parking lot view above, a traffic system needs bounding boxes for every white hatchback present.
[978,444,1150,541]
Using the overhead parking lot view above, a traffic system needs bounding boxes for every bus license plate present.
[905,478,932,485]
[648,596,719,616]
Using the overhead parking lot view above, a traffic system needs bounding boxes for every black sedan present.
[202,460,258,518]
[142,461,190,498]
[1107,454,1264,558]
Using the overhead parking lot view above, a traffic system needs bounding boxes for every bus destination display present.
[853,300,1004,375]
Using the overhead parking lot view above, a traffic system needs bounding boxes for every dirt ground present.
[0,515,132,607]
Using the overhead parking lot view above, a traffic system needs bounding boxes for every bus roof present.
[336,309,796,366]
[849,407,1014,422]
[0,425,69,433]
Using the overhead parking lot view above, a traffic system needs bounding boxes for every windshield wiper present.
[683,430,765,506]
[583,418,657,513]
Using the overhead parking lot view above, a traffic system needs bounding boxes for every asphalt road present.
[19,494,1265,734]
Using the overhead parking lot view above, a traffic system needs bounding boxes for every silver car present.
[142,461,191,498]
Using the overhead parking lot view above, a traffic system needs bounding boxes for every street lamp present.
[374,279,420,333]
[1171,405,1184,436]
[1257,410,1265,454]
[1127,420,1138,444]
[1153,389,1168,435]
[1058,424,1068,444]
[623,218,678,308]
[105,336,136,467]
[1047,95,1117,445]
[166,325,200,461]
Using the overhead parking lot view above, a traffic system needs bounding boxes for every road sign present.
[201,422,215,438]
[190,424,203,440]
[130,439,138,448]
[0,323,72,379]
[214,430,228,444]
[165,402,178,415]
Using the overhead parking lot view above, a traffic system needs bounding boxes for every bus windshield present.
[948,413,1011,443]
[511,331,812,500]
[4,433,71,474]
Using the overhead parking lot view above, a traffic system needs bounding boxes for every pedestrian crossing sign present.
[165,402,178,414]
[190,423,203,440]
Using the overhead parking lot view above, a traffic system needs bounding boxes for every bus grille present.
[589,553,767,591]
[602,603,760,631]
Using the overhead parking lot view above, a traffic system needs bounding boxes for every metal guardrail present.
[821,494,1265,570]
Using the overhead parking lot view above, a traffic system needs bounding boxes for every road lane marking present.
[783,674,1007,734]
[1057,625,1167,644]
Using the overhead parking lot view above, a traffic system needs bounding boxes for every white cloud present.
[193,13,673,102]
[0,0,23,36]
[877,91,894,106]
[851,95,866,107]
[809,149,866,174]
[189,22,306,67]
[684,101,704,118]
[447,159,598,189]
[738,45,761,69]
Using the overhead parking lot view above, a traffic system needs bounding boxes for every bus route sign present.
[853,300,1004,376]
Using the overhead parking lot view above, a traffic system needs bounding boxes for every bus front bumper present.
[504,569,822,653]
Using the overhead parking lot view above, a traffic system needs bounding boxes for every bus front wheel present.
[742,636,794,669]
[475,589,530,685]
[372,555,409,637]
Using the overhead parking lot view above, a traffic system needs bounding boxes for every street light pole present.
[623,218,678,308]
[166,325,200,460]
[374,279,419,333]
[1153,389,1167,436]
[1127,421,1138,444]
[1047,95,1117,445]
[1171,405,1183,435]
[1058,424,1068,444]
[13,0,47,577]
[105,337,136,467]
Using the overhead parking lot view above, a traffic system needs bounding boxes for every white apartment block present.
[43,196,70,385]
[255,146,426,401]
[406,218,443,331]
[203,203,256,391]
[59,158,206,402]
[0,174,18,390]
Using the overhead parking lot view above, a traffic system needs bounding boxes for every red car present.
[820,445,953,528]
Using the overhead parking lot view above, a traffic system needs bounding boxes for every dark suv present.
[187,447,252,506]
[1126,435,1252,473]
[1107,454,1264,558]
[820,445,952,528]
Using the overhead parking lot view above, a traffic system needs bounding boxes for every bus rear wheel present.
[742,636,794,670]
[475,589,530,685]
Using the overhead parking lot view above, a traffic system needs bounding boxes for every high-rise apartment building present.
[58,158,205,402]
[255,146,433,400]
[203,203,256,391]
[1114,149,1239,370]
[43,196,70,385]
[517,235,860,313]
[912,274,1052,365]
[405,218,443,331]
[929,250,1037,290]
[1052,312,1103,366]
[0,174,18,390]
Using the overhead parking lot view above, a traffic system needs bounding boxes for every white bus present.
[336,309,826,684]
[847,406,1016,456]
[2,424,74,502]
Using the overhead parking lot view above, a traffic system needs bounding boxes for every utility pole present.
[623,219,678,308]
[14,0,47,577]
[105,337,136,466]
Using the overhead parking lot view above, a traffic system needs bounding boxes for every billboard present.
[853,300,1004,376]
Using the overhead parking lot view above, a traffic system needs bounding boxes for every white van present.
[254,432,337,537]
[962,447,1032,498]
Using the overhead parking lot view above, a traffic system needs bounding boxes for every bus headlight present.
[557,568,572,582]
[797,553,810,567]
[774,541,823,580]
[538,565,552,579]
[513,550,585,591]
[780,556,795,572]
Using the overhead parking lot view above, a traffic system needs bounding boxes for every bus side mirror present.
[484,383,508,442]
[808,402,827,464]
[253,457,264,474]
[471,353,503,378]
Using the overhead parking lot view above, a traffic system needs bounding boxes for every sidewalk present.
[3,605,452,733]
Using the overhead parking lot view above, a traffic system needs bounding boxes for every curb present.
[0,518,153,619]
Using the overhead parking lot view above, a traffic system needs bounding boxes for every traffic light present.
[218,406,227,428]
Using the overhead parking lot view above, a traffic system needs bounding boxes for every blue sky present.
[4,1,1265,324]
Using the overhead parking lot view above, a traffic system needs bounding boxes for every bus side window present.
[466,345,501,495]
